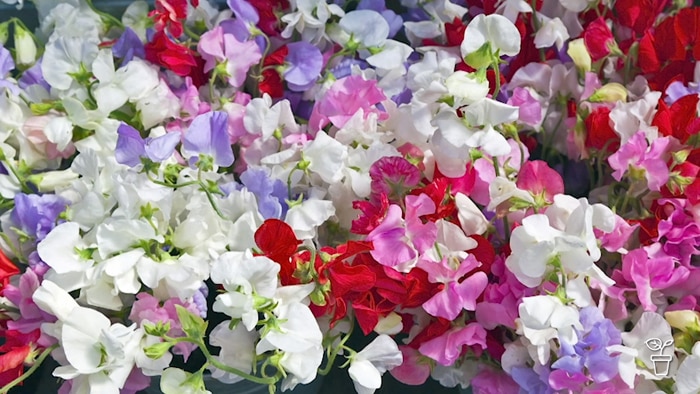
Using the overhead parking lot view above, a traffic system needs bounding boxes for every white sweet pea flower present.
[302,131,348,184]
[621,312,678,380]
[676,342,700,394]
[444,71,490,107]
[486,176,534,213]
[461,14,521,68]
[366,40,413,72]
[41,36,99,91]
[455,193,489,235]
[336,10,389,49]
[208,321,258,384]
[137,253,209,300]
[243,95,300,141]
[211,251,280,331]
[38,222,96,291]
[281,0,345,44]
[560,0,597,12]
[516,295,582,364]
[348,335,403,394]
[33,281,144,393]
[495,0,532,22]
[285,198,335,240]
[534,15,570,51]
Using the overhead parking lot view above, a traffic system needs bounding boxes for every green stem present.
[184,24,201,41]
[83,0,124,30]
[319,322,355,376]
[180,338,277,385]
[0,345,58,394]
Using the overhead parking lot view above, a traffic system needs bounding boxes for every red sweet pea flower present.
[614,0,668,37]
[0,329,40,387]
[583,18,618,61]
[652,94,700,144]
[516,160,564,204]
[0,251,19,292]
[145,31,200,78]
[254,218,301,282]
[351,193,390,235]
[584,106,620,153]
[258,45,288,98]
[149,0,192,38]
[248,0,290,37]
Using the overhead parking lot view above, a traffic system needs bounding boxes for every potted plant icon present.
[645,338,674,376]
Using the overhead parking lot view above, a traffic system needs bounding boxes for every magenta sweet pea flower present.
[419,254,488,320]
[418,323,487,366]
[622,244,690,312]
[308,75,387,131]
[608,131,671,191]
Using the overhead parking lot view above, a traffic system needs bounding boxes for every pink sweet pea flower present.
[367,194,437,272]
[608,131,671,191]
[516,160,564,205]
[389,346,431,386]
[507,87,542,126]
[418,322,487,366]
[471,367,520,394]
[419,254,488,320]
[622,244,690,312]
[197,25,262,88]
[308,75,387,131]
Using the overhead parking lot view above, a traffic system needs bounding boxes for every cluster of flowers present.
[0,0,699,393]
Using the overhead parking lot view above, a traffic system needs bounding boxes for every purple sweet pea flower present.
[551,307,622,385]
[116,123,181,166]
[511,366,554,394]
[0,44,20,95]
[329,58,368,80]
[239,166,289,219]
[0,44,14,77]
[665,81,700,105]
[227,0,259,24]
[11,193,68,243]
[113,27,145,64]
[184,111,235,167]
[116,124,147,166]
[18,59,50,91]
[284,41,323,91]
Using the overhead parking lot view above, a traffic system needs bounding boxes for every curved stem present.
[178,338,277,386]
[0,345,58,394]
[318,322,354,376]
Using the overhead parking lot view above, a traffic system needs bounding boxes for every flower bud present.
[27,169,78,193]
[665,310,700,333]
[588,83,628,103]
[567,38,591,73]
[13,23,36,66]
[445,71,489,106]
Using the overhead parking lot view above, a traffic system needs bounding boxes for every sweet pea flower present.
[115,123,181,166]
[516,295,582,364]
[348,335,403,394]
[184,111,235,168]
[621,311,677,380]
[284,41,323,90]
[308,75,387,131]
[419,323,488,366]
[461,14,521,69]
[112,27,145,64]
[197,25,262,89]
[608,131,671,191]
[335,10,390,49]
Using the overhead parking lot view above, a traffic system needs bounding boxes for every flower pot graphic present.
[650,354,672,376]
[645,338,675,377]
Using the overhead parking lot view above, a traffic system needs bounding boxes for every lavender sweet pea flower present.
[18,59,50,91]
[116,123,181,166]
[240,166,289,219]
[113,27,145,64]
[227,0,259,25]
[0,44,20,95]
[11,193,68,242]
[184,111,234,167]
[0,44,14,77]
[116,124,146,166]
[551,307,622,385]
[284,41,323,91]
[665,81,700,105]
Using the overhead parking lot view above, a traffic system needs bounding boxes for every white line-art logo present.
[645,338,674,376]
